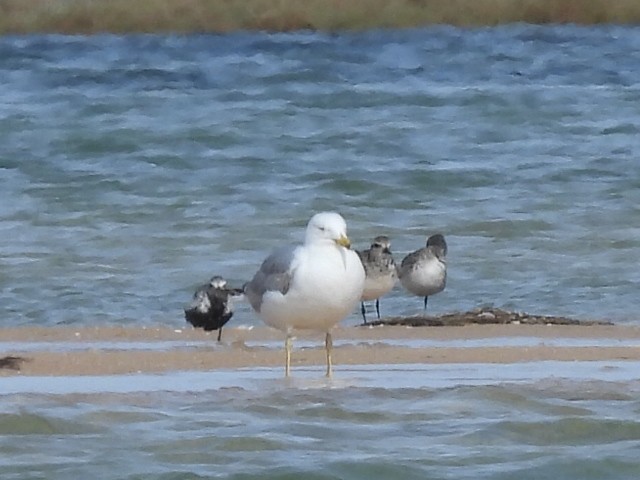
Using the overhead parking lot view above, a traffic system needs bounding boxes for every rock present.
[478,311,496,321]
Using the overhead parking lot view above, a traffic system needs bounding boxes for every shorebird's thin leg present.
[360,302,368,325]
[375,299,381,319]
[217,327,223,342]
[424,296,429,311]
[285,334,293,377]
[325,331,333,378]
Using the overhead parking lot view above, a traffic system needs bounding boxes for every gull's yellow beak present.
[335,234,351,249]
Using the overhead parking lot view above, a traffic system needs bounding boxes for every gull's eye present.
[318,226,326,232]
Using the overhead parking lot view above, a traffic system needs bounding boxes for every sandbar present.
[2,315,640,377]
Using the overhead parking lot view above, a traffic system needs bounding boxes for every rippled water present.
[3,363,640,479]
[2,25,640,479]
[2,25,640,327]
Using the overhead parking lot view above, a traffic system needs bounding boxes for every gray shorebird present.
[244,212,365,378]
[184,276,244,342]
[357,235,397,324]
[398,234,447,312]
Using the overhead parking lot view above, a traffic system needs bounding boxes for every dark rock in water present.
[184,276,244,342]
[0,356,27,370]
[366,307,612,327]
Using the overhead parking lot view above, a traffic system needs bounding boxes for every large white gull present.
[244,212,365,377]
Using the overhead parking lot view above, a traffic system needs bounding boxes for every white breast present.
[260,244,365,332]
[361,272,397,301]
[400,258,446,297]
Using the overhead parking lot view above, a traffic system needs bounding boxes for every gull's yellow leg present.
[285,334,292,377]
[325,331,333,378]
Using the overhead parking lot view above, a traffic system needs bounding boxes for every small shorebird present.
[244,212,365,377]
[398,234,447,312]
[357,235,397,324]
[184,276,244,342]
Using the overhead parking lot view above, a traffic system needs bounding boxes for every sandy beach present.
[2,314,640,377]
[2,0,640,34]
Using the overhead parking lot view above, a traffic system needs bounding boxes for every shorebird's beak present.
[335,234,351,249]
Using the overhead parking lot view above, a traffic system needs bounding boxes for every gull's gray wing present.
[244,244,298,313]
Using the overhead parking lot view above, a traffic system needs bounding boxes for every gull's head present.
[209,276,227,289]
[305,212,351,248]
[371,235,392,254]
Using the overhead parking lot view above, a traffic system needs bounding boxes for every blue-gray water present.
[2,25,640,479]
[3,363,640,480]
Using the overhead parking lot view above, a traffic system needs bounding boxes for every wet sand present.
[3,0,640,35]
[2,310,640,377]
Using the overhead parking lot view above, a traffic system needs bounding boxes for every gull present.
[184,276,244,342]
[244,212,365,377]
[357,235,397,324]
[398,234,447,311]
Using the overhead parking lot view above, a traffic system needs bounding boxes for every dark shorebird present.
[357,235,397,324]
[0,356,26,370]
[244,212,365,377]
[398,234,447,312]
[184,276,244,342]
